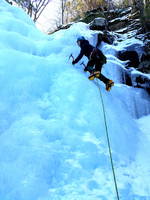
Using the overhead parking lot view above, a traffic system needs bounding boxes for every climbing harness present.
[95,79,120,200]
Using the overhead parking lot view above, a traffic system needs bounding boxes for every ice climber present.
[72,36,114,91]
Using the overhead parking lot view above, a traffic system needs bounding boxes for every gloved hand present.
[72,60,76,65]
[84,66,88,72]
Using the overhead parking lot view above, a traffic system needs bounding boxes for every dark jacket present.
[74,39,106,65]
[74,40,94,64]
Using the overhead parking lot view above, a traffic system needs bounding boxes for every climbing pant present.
[87,59,109,84]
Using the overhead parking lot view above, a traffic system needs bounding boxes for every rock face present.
[96,31,114,47]
[80,9,105,24]
[106,7,150,94]
[89,17,108,30]
[139,37,150,74]
[124,70,150,94]
[107,8,141,33]
[138,60,150,73]
[118,50,139,68]
[88,6,150,93]
[108,16,129,31]
[52,6,150,94]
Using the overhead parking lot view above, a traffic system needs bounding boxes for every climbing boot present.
[88,71,100,80]
[106,80,114,91]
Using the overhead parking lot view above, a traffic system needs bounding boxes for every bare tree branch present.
[12,0,51,22]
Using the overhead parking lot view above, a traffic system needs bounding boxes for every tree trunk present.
[62,0,64,24]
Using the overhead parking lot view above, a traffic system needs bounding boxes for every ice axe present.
[80,61,88,72]
[80,61,86,67]
[80,62,94,73]
[69,54,74,62]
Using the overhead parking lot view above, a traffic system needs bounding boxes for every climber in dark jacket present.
[72,36,114,90]
[72,36,94,64]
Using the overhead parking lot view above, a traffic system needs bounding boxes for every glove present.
[72,60,76,65]
[84,66,88,72]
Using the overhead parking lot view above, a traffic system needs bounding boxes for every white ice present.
[0,1,150,200]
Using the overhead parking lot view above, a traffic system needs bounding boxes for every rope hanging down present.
[95,79,120,200]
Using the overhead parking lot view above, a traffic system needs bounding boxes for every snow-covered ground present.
[0,1,150,200]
